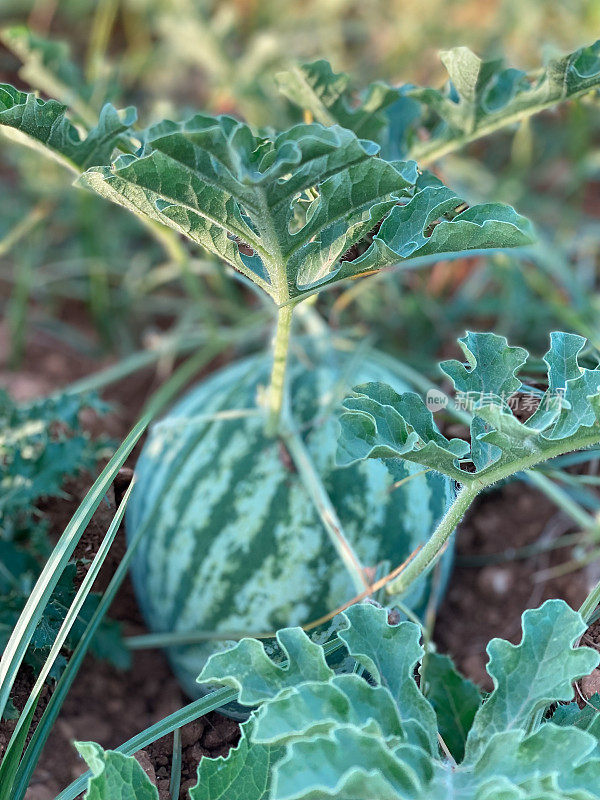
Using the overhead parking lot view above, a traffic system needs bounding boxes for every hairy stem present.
[386,483,478,597]
[266,304,294,436]
[386,428,600,598]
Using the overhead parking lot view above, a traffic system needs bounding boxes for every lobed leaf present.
[278,42,600,163]
[275,59,401,141]
[440,332,527,401]
[75,742,158,800]
[253,674,404,746]
[272,726,429,800]
[263,601,600,799]
[78,600,600,800]
[338,604,437,753]
[190,717,284,800]
[452,725,600,798]
[551,697,600,759]
[197,627,333,706]
[421,652,481,762]
[0,66,534,304]
[338,330,600,486]
[79,115,533,304]
[409,39,600,161]
[0,84,136,172]
[1,26,92,112]
[464,600,599,763]
[337,381,469,482]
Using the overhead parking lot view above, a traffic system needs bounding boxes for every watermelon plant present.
[73,597,600,799]
[99,118,533,708]
[0,41,540,709]
[1,36,600,800]
[65,329,600,798]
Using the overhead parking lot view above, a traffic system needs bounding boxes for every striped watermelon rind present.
[126,337,455,717]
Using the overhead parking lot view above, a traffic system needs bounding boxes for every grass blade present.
[0,483,134,800]
[7,344,227,798]
[54,688,239,800]
[169,728,182,800]
[0,693,39,797]
[0,414,150,722]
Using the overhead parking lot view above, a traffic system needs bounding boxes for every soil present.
[2,323,600,798]
[436,483,598,689]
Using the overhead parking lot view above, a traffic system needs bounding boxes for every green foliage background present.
[0,0,599,376]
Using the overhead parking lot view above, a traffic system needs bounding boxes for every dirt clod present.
[180,720,205,749]
[134,750,157,786]
[581,669,600,699]
[203,716,240,749]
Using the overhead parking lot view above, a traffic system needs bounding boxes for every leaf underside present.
[338,330,600,485]
[0,84,136,172]
[0,70,534,306]
[78,122,534,304]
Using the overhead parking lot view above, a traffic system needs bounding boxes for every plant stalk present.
[266,304,294,436]
[386,483,478,596]
[411,79,600,166]
[386,427,600,598]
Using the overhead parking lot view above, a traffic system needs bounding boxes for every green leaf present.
[421,652,481,763]
[78,114,533,304]
[1,26,92,116]
[0,693,38,797]
[186,602,600,800]
[0,412,149,724]
[339,175,534,279]
[276,42,600,164]
[253,674,404,746]
[410,39,600,162]
[464,599,599,764]
[272,726,429,800]
[551,698,600,759]
[337,382,469,482]
[0,391,127,685]
[440,332,527,402]
[452,725,600,798]
[338,603,437,753]
[0,64,534,304]
[544,332,589,393]
[197,628,333,706]
[338,330,600,487]
[439,332,528,471]
[0,84,136,172]
[75,742,158,800]
[276,60,401,141]
[190,717,284,800]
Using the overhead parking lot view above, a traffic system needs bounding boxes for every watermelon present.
[126,337,454,714]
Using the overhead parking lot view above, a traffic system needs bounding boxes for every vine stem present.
[386,427,600,598]
[410,80,600,167]
[386,482,479,597]
[265,304,294,436]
